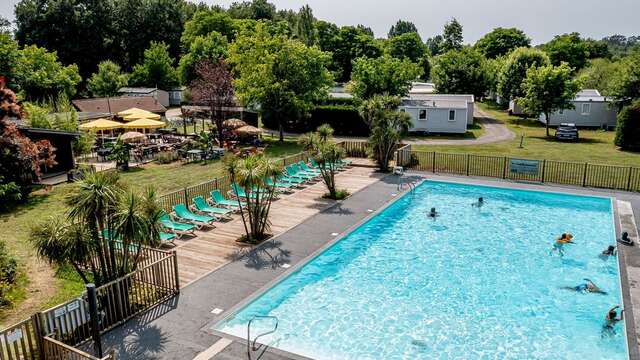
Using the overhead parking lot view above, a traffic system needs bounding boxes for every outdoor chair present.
[191,196,233,219]
[173,204,216,229]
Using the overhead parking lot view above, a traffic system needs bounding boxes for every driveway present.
[262,105,515,146]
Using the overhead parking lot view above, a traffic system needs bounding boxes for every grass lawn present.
[413,102,640,167]
[0,138,302,327]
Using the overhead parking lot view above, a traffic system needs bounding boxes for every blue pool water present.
[216,181,627,359]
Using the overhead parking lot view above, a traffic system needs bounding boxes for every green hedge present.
[262,104,370,136]
[615,100,640,151]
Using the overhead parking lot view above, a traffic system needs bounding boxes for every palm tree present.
[31,171,162,286]
[360,95,411,172]
[224,154,282,243]
[299,124,346,199]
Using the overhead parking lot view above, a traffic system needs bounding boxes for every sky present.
[1,0,639,44]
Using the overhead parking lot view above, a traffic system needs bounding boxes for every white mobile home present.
[538,90,617,128]
[400,94,474,134]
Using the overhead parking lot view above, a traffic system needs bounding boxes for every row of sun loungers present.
[155,160,352,246]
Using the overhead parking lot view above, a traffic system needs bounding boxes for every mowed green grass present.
[0,138,302,326]
[413,102,640,167]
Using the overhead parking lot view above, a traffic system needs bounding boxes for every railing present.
[0,316,40,360]
[157,152,308,212]
[405,151,640,192]
[40,250,179,347]
[337,140,369,158]
[395,144,412,167]
[42,336,114,360]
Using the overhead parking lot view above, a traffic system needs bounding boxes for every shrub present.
[0,241,18,305]
[615,100,640,151]
[0,178,22,212]
[156,151,180,164]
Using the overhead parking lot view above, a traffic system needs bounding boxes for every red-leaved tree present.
[190,59,235,147]
[0,76,57,195]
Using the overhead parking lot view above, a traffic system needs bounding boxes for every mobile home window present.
[419,109,427,120]
[581,103,591,115]
[448,110,456,121]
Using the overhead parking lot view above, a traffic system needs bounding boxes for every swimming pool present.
[215,180,627,359]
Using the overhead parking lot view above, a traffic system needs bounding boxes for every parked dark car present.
[555,123,579,141]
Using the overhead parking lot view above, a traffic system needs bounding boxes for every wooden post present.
[183,188,189,206]
[541,159,546,183]
[31,313,45,360]
[582,163,588,187]
[466,154,470,176]
[627,167,633,191]
[172,251,180,291]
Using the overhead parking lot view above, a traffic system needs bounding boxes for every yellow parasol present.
[222,118,247,129]
[122,118,165,130]
[120,131,146,143]
[78,118,123,131]
[117,107,146,116]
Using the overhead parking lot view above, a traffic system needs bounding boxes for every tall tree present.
[13,45,82,101]
[190,59,235,147]
[87,60,130,97]
[609,51,640,107]
[0,16,11,33]
[230,24,333,141]
[350,55,422,99]
[130,41,179,89]
[577,58,622,96]
[178,32,228,84]
[432,48,490,97]
[475,27,530,58]
[299,125,346,200]
[359,95,411,172]
[228,0,276,20]
[331,26,382,82]
[497,47,550,101]
[387,32,425,63]
[295,5,316,46]
[442,18,463,52]
[0,33,18,86]
[14,0,116,78]
[518,63,580,136]
[542,33,589,71]
[180,9,237,47]
[388,20,418,38]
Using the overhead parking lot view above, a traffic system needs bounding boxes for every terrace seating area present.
[158,159,380,285]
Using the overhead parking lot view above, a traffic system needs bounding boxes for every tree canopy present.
[130,41,179,89]
[388,20,418,38]
[326,26,382,82]
[518,63,580,136]
[432,48,489,97]
[230,24,333,140]
[475,27,530,58]
[577,58,622,96]
[542,33,589,71]
[295,5,317,46]
[228,0,276,20]
[349,55,421,99]
[181,9,237,47]
[87,61,129,97]
[608,51,640,106]
[614,100,640,150]
[178,32,229,84]
[497,47,550,101]
[442,18,463,52]
[387,32,425,63]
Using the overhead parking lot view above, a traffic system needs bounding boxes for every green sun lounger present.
[160,211,196,236]
[285,165,315,180]
[210,190,244,208]
[160,232,177,245]
[297,161,321,174]
[173,204,216,228]
[192,196,233,217]
[277,174,306,185]
[291,163,318,177]
[264,177,295,192]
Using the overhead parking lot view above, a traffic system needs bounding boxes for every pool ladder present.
[247,315,278,360]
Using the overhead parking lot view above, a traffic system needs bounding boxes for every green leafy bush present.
[615,100,640,151]
[0,177,22,212]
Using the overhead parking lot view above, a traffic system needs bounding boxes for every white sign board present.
[6,329,22,343]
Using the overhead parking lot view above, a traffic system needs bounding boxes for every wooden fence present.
[405,151,640,192]
[338,140,369,158]
[0,249,177,359]
[157,152,308,212]
[41,337,113,360]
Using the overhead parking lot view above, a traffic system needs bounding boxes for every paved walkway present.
[173,164,382,285]
[99,172,409,360]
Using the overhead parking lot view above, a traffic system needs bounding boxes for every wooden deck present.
[171,162,382,285]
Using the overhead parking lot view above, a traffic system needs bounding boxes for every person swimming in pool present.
[602,306,624,337]
[563,279,607,294]
[551,233,574,256]
[428,207,439,219]
[472,197,484,207]
[599,245,617,260]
